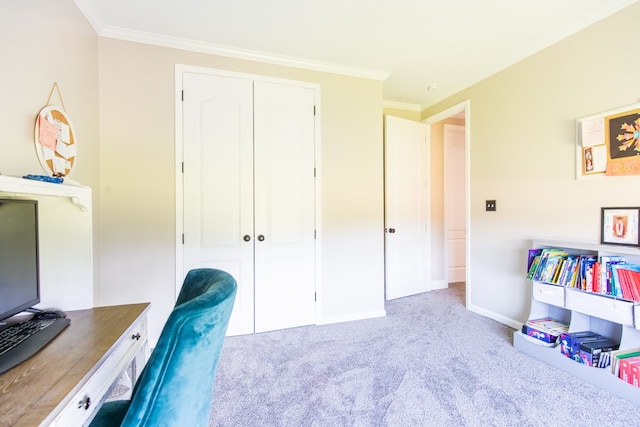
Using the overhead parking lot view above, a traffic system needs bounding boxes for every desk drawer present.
[51,316,147,426]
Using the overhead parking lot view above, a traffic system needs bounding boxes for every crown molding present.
[73,0,389,81]
[383,101,423,112]
[92,25,389,81]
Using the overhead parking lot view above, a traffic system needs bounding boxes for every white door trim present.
[174,64,322,325]
[423,100,470,308]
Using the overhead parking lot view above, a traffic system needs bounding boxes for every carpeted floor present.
[209,283,640,426]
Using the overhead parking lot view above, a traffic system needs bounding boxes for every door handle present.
[243,235,251,242]
[386,228,396,233]
[257,235,265,241]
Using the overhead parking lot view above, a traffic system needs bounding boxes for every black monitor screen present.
[0,199,39,321]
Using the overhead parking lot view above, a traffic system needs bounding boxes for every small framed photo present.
[601,207,640,246]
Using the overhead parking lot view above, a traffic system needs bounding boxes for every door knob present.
[389,228,396,233]
[257,235,265,241]
[243,235,251,242]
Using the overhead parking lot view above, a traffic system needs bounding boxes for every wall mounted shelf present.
[0,175,91,211]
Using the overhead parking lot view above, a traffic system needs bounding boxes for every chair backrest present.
[121,268,237,426]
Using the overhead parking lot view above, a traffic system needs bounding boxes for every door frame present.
[423,100,470,308]
[174,64,323,322]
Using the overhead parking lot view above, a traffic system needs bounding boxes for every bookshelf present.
[514,239,640,406]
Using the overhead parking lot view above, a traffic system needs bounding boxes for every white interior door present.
[181,72,316,336]
[444,124,466,283]
[253,81,316,333]
[182,72,255,336]
[384,115,430,300]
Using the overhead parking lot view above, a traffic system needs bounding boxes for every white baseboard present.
[317,309,387,326]
[467,303,521,330]
[430,280,448,290]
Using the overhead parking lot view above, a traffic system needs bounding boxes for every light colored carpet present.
[210,283,640,426]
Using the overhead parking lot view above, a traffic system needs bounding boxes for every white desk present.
[0,303,149,426]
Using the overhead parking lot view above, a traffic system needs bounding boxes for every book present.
[619,357,640,384]
[551,258,565,284]
[591,261,601,293]
[600,256,625,295]
[598,351,611,369]
[615,264,640,302]
[610,348,640,376]
[527,248,542,273]
[631,361,640,387]
[526,255,542,280]
[578,255,597,291]
[531,248,566,282]
[557,256,577,287]
[540,255,563,283]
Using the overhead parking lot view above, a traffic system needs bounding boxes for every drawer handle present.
[132,332,141,341]
[78,396,91,410]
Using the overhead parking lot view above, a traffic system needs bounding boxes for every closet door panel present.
[182,73,255,336]
[253,81,316,333]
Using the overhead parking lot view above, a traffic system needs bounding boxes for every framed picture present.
[601,207,640,246]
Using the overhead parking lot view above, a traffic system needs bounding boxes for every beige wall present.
[0,0,99,186]
[422,2,640,325]
[97,39,386,342]
[383,107,421,121]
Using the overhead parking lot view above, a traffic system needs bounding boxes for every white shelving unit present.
[514,239,640,406]
[0,175,93,311]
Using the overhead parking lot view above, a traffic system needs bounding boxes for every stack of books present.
[521,317,569,347]
[611,348,640,387]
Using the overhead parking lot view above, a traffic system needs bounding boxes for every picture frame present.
[600,207,640,246]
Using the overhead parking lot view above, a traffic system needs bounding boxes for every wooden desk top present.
[0,303,149,427]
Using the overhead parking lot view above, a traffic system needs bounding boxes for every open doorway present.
[424,101,469,307]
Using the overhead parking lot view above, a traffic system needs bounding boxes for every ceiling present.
[74,0,638,110]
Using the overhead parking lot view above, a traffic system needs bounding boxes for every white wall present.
[421,2,640,327]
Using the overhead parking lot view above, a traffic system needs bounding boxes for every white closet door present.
[384,115,430,300]
[182,73,255,336]
[253,81,316,333]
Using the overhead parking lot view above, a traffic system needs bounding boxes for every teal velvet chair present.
[89,268,237,427]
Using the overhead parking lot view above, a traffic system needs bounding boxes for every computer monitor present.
[0,198,40,322]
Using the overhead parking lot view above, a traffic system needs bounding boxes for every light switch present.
[486,200,496,211]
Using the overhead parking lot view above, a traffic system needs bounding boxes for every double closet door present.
[181,72,316,336]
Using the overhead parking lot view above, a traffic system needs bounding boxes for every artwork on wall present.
[33,83,77,177]
[601,207,640,247]
[576,102,640,179]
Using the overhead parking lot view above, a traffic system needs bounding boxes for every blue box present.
[559,331,603,361]
[579,339,618,367]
